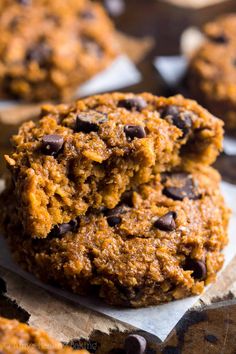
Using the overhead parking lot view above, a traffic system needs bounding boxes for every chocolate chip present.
[75,111,107,133]
[118,97,147,111]
[209,34,228,44]
[163,173,200,201]
[26,42,52,67]
[107,215,122,227]
[82,36,103,57]
[50,220,78,237]
[104,205,127,217]
[204,334,218,344]
[80,9,95,19]
[184,259,207,280]
[121,191,134,207]
[124,125,146,141]
[124,334,147,354]
[41,134,64,156]
[154,211,177,231]
[161,105,192,137]
[17,0,31,5]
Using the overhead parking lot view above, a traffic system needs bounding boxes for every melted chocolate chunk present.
[41,134,64,156]
[124,125,146,141]
[50,220,78,237]
[161,105,192,137]
[163,173,201,201]
[154,211,177,231]
[26,42,52,67]
[118,97,147,111]
[209,33,229,44]
[184,259,207,280]
[124,334,147,354]
[75,111,107,133]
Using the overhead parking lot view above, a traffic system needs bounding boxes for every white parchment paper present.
[0,55,141,110]
[0,181,235,342]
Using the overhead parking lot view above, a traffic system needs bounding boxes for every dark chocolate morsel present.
[107,215,122,227]
[26,42,52,67]
[41,134,64,156]
[209,34,229,44]
[75,111,107,133]
[124,125,146,141]
[104,205,127,217]
[50,219,78,237]
[163,173,200,201]
[124,334,147,354]
[154,211,177,231]
[82,36,103,57]
[121,191,134,207]
[17,0,31,5]
[80,9,95,19]
[118,97,147,111]
[184,259,207,280]
[161,105,192,137]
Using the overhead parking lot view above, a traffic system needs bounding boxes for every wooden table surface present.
[1,1,236,353]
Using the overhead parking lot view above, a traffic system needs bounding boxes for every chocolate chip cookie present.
[2,165,230,307]
[0,0,119,102]
[188,14,236,130]
[4,93,223,238]
[0,316,88,353]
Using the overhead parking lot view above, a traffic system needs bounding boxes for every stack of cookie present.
[1,92,230,308]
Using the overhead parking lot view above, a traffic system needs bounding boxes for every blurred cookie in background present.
[187,14,236,130]
[0,0,119,102]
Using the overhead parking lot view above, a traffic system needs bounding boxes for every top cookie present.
[188,14,236,129]
[0,0,119,102]
[0,316,88,353]
[5,92,223,238]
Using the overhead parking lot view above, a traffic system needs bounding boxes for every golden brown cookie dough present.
[188,14,236,130]
[1,165,230,308]
[0,316,89,354]
[5,93,223,238]
[0,0,119,102]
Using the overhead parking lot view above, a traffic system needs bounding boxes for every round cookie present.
[0,0,119,102]
[5,93,223,238]
[0,316,88,353]
[2,165,230,308]
[188,14,236,130]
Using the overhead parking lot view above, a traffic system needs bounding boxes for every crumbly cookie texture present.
[0,316,88,354]
[188,14,236,130]
[5,93,223,238]
[2,165,230,308]
[0,0,119,102]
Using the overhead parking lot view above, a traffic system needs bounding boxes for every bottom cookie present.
[1,165,230,308]
[0,316,88,353]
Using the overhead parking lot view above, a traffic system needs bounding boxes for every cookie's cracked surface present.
[2,165,230,308]
[5,93,223,238]
[0,0,119,102]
